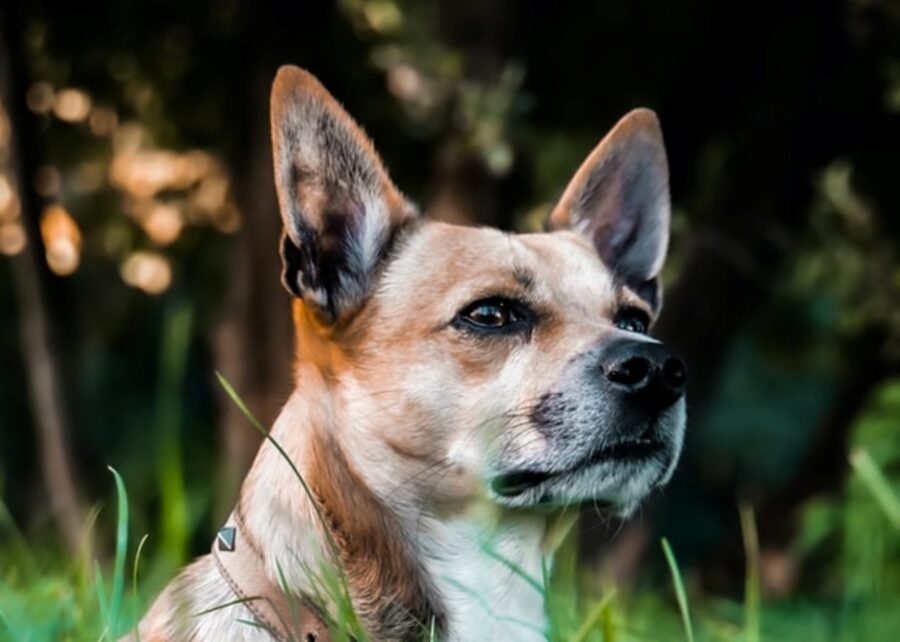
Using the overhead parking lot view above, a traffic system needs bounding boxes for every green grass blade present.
[195,593,302,639]
[193,595,271,616]
[132,533,149,642]
[236,618,270,631]
[480,543,545,595]
[661,537,695,642]
[155,305,193,564]
[601,597,615,642]
[569,589,617,642]
[217,371,373,642]
[107,466,130,636]
[94,560,109,629]
[78,505,103,594]
[215,372,350,598]
[850,448,900,532]
[739,503,761,642]
[440,576,546,635]
[276,560,302,639]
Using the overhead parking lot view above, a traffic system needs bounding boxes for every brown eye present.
[455,297,531,333]
[467,302,512,328]
[614,307,650,334]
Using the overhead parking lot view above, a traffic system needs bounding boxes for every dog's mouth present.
[491,436,665,498]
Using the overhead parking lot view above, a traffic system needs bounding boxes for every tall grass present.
[661,537,695,642]
[739,504,760,642]
[94,466,129,639]
[154,303,193,567]
[851,448,900,533]
[1,381,899,641]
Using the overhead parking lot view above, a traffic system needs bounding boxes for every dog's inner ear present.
[271,65,417,322]
[548,108,670,313]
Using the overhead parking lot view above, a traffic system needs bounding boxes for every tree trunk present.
[213,66,293,514]
[0,6,84,554]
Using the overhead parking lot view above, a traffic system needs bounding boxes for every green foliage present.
[1,430,899,641]
[795,382,900,603]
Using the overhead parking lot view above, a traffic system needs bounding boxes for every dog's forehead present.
[380,222,617,310]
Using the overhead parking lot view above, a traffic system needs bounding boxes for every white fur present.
[418,512,549,642]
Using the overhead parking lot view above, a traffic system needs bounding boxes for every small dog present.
[135,65,686,642]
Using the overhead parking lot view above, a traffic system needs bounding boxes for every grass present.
[850,449,900,533]
[0,471,898,642]
[739,504,760,642]
[1,379,899,641]
[94,466,129,639]
[661,537,695,642]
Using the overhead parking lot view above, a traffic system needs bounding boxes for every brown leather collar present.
[212,512,332,642]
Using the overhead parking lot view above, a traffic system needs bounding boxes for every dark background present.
[1,0,899,630]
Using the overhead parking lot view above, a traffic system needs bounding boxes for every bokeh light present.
[0,221,26,256]
[53,88,92,123]
[40,204,82,275]
[141,202,183,246]
[25,81,55,114]
[120,250,172,294]
[88,106,118,137]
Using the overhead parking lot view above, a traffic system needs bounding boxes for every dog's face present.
[271,67,685,517]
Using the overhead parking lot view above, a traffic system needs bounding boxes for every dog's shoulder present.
[123,554,271,642]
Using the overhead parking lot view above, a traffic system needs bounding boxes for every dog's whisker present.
[390,457,453,494]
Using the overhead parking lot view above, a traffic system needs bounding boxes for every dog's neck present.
[415,510,550,642]
[236,367,555,642]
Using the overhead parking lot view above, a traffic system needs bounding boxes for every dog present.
[134,65,686,642]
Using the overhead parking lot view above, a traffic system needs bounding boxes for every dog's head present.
[271,66,685,517]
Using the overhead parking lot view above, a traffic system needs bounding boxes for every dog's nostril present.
[662,358,686,390]
[606,357,650,388]
[639,424,656,441]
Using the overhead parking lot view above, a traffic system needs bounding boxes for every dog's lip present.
[491,437,665,498]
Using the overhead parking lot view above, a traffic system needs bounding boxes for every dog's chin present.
[489,451,670,516]
[489,403,686,515]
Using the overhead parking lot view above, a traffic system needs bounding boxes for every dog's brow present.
[513,268,536,291]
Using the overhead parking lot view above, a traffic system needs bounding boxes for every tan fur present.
[134,66,685,642]
[306,428,443,638]
[549,108,667,232]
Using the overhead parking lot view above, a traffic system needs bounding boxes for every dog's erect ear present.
[548,109,670,312]
[271,65,417,322]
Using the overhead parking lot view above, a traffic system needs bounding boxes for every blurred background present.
[1,0,899,640]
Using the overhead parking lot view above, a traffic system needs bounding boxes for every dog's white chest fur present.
[421,514,550,642]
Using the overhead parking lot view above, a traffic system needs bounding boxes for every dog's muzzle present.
[490,338,687,504]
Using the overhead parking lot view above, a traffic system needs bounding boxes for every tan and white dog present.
[135,65,686,642]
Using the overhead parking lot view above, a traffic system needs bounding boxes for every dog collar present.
[212,511,332,642]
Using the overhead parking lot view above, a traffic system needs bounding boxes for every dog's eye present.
[456,298,529,332]
[463,300,519,328]
[614,307,650,334]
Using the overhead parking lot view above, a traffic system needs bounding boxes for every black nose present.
[601,340,686,410]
